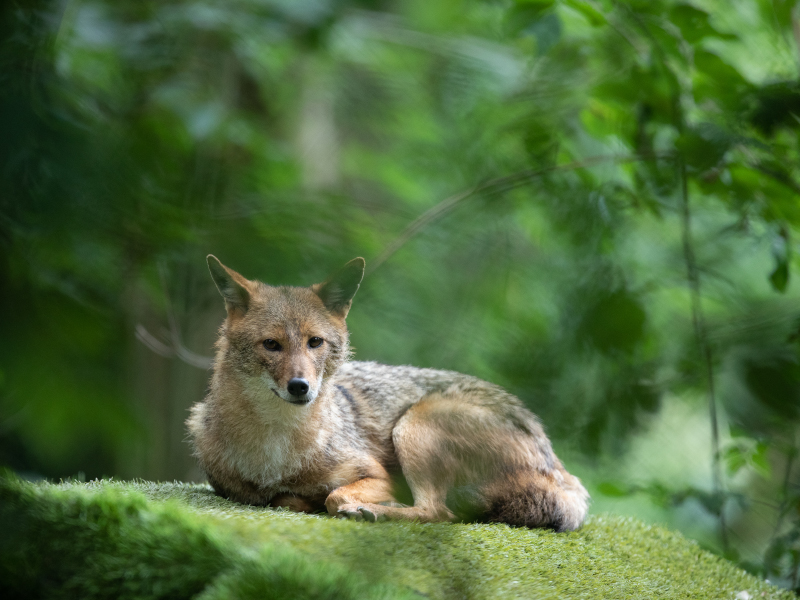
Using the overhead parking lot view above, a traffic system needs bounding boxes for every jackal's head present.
[207,256,365,406]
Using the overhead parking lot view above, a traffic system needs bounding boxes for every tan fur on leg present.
[325,476,396,516]
[336,501,456,523]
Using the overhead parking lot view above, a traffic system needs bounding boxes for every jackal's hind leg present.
[387,392,588,528]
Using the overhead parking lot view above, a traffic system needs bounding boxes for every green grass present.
[0,474,793,600]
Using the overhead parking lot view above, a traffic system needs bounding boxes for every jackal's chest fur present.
[198,407,324,494]
[188,379,368,504]
[224,421,309,489]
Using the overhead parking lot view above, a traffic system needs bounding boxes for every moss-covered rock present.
[0,475,792,600]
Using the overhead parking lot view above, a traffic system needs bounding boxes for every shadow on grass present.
[0,473,413,600]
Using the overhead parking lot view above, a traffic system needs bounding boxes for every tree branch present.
[366,152,670,276]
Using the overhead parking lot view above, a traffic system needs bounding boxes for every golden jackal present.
[187,256,589,530]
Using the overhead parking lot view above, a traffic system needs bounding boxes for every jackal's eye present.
[308,337,324,348]
[263,339,282,351]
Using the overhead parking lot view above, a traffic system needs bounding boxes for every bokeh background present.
[3,0,800,591]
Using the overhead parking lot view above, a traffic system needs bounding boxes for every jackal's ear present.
[207,255,252,317]
[313,257,365,318]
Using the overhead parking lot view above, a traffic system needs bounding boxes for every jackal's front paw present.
[336,503,386,523]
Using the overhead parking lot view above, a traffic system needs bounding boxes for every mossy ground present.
[0,475,793,600]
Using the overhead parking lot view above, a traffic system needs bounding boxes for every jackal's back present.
[330,360,552,465]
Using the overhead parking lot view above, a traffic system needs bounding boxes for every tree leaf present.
[669,4,736,44]
[769,226,791,293]
[751,442,771,478]
[564,0,606,27]
[597,482,632,497]
[677,123,731,174]
[724,446,747,475]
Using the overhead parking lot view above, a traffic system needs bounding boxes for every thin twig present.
[366,152,670,276]
[679,154,728,550]
[135,323,214,369]
[134,263,214,370]
[134,324,175,358]
[771,438,798,539]
[791,4,800,75]
[627,5,729,551]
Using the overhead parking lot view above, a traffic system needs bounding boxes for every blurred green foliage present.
[3,0,800,590]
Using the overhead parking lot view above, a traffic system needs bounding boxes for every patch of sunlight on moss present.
[2,475,793,600]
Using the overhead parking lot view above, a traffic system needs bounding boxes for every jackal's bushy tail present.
[482,468,589,532]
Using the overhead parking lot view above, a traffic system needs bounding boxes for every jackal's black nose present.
[287,378,310,397]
